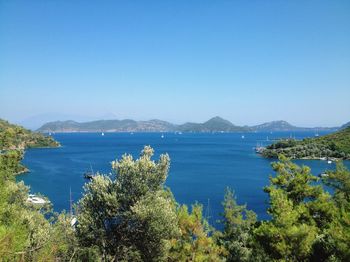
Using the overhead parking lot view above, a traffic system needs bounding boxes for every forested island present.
[1,119,350,261]
[37,117,340,133]
[262,127,350,160]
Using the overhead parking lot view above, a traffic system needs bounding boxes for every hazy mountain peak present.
[203,116,235,128]
[205,116,232,124]
[251,120,303,132]
[341,121,350,129]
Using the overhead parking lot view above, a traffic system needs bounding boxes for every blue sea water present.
[17,131,350,227]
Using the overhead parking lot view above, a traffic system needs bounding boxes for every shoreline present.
[15,144,61,176]
[15,167,30,176]
[262,154,349,161]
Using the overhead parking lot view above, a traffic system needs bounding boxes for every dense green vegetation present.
[0,119,59,150]
[0,119,59,175]
[262,127,350,160]
[0,149,76,261]
[1,119,350,261]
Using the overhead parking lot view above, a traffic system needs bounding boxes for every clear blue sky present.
[1,0,349,127]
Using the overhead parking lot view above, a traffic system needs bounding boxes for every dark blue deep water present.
[17,131,350,227]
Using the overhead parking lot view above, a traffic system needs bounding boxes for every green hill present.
[37,119,176,132]
[0,119,60,150]
[38,116,249,133]
[262,127,350,160]
[37,117,345,133]
[178,116,249,132]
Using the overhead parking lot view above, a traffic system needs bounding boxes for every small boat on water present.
[315,129,319,137]
[70,217,77,227]
[255,146,265,154]
[84,172,94,179]
[27,194,47,204]
[101,132,104,136]
[84,164,95,179]
[318,173,329,178]
[254,142,265,154]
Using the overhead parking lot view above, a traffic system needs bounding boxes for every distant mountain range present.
[37,117,342,133]
[19,112,118,130]
[340,121,350,129]
[250,120,338,132]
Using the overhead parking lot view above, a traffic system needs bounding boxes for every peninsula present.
[0,119,60,174]
[261,126,350,160]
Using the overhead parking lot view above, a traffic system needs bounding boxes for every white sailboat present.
[69,187,77,227]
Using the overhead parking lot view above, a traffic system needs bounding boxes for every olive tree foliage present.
[76,146,180,261]
[0,151,55,261]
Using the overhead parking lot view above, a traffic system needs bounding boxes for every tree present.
[217,188,257,262]
[254,156,336,261]
[319,162,350,261]
[0,151,54,261]
[76,146,179,261]
[169,203,223,261]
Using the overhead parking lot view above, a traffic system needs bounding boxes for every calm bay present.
[17,131,349,226]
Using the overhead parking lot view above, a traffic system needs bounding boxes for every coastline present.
[18,144,61,174]
[260,153,348,161]
[15,166,29,176]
